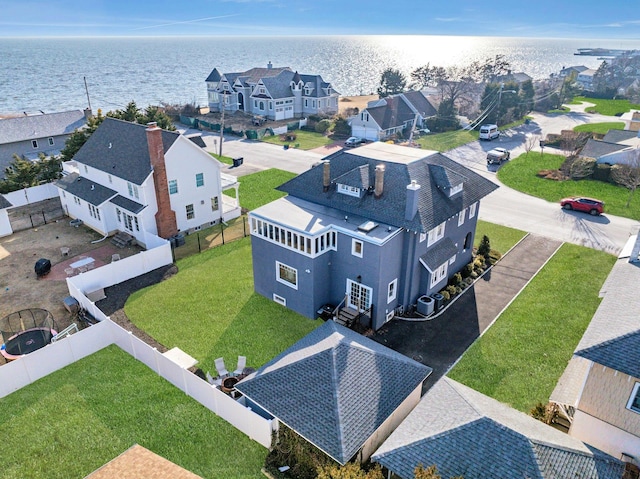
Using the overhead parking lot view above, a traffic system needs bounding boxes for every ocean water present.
[2,35,640,115]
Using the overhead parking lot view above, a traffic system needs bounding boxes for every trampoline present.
[0,309,58,361]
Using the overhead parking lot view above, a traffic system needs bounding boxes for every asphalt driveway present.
[371,234,562,391]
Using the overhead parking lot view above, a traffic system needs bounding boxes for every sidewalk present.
[371,234,563,390]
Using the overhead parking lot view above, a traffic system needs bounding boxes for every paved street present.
[179,104,640,254]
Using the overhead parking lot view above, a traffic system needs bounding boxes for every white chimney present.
[405,180,421,220]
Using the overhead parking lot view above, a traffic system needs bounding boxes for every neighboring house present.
[628,111,640,132]
[0,195,12,237]
[495,71,533,84]
[551,234,640,462]
[0,110,89,178]
[579,129,640,166]
[235,321,431,465]
[349,91,437,141]
[205,62,339,121]
[559,65,589,78]
[373,376,625,479]
[577,68,598,91]
[55,117,240,248]
[249,142,498,331]
[86,444,203,479]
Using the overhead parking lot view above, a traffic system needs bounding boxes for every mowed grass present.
[497,153,640,220]
[475,220,526,254]
[228,168,296,211]
[415,129,478,152]
[574,96,640,116]
[0,345,267,479]
[261,129,334,150]
[210,152,234,165]
[448,243,616,413]
[573,122,625,134]
[125,237,319,374]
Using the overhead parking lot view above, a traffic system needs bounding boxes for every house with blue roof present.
[55,117,240,247]
[0,110,89,178]
[205,62,339,121]
[249,142,498,331]
[235,321,432,465]
[373,376,625,479]
[551,233,640,464]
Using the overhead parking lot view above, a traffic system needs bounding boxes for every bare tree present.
[525,134,540,155]
[610,149,640,207]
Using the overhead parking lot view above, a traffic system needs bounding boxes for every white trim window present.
[458,209,466,226]
[387,279,398,303]
[196,173,204,188]
[48,137,54,146]
[469,202,477,219]
[273,294,286,306]
[627,382,640,414]
[430,262,448,288]
[186,204,194,220]
[419,233,426,243]
[276,261,298,290]
[31,140,38,148]
[337,184,360,197]
[352,239,363,258]
[168,180,178,195]
[427,222,445,246]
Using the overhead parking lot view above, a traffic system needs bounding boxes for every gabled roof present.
[110,195,146,214]
[72,117,180,185]
[580,138,628,159]
[0,195,12,210]
[205,68,222,83]
[332,165,370,189]
[235,321,431,465]
[401,91,437,118]
[259,70,296,99]
[602,129,638,144]
[574,235,640,377]
[299,73,339,97]
[276,143,498,233]
[0,110,86,144]
[55,172,117,206]
[372,377,624,479]
[561,65,589,74]
[366,96,416,131]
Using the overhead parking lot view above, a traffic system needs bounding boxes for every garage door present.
[275,108,285,121]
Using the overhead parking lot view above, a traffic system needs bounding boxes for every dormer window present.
[449,183,463,197]
[337,184,361,198]
[259,87,266,95]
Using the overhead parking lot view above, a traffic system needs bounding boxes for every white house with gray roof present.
[0,110,89,178]
[206,63,339,121]
[551,234,640,464]
[373,376,625,479]
[235,321,431,465]
[55,117,240,248]
[249,142,498,331]
[580,129,640,166]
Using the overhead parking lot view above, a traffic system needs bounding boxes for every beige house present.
[551,234,640,465]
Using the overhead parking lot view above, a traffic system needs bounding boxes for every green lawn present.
[126,237,319,374]
[0,345,267,479]
[573,122,625,134]
[497,153,640,220]
[574,96,640,116]
[261,129,334,150]
[475,220,526,254]
[210,152,233,165]
[228,168,296,211]
[415,129,478,152]
[448,243,616,413]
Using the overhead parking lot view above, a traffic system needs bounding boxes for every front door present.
[346,279,372,312]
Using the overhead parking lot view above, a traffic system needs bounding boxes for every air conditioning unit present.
[394,305,404,316]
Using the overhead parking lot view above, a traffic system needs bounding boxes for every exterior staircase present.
[111,231,134,248]
[334,306,359,328]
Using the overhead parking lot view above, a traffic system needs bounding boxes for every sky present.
[2,0,640,38]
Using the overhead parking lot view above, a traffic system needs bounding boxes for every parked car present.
[560,197,604,215]
[345,136,366,147]
[486,147,510,165]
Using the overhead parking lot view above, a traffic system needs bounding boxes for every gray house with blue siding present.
[249,142,498,331]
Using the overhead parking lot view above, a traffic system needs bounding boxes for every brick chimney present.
[322,161,331,192]
[405,180,421,220]
[374,164,385,199]
[146,122,178,239]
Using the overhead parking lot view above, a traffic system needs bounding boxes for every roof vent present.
[91,185,95,190]
[108,142,112,149]
[358,221,378,233]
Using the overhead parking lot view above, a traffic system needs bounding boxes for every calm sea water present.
[2,35,640,115]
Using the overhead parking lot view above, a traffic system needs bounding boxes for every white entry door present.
[346,279,372,312]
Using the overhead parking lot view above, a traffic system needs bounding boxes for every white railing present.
[0,319,275,449]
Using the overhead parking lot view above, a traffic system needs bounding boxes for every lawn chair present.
[234,355,246,376]
[111,253,121,263]
[206,371,215,385]
[215,357,229,378]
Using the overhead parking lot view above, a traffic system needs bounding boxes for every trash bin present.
[34,258,51,277]
[283,144,289,150]
[431,293,445,311]
[63,296,80,315]
[232,157,244,167]
[174,233,185,247]
[417,295,435,316]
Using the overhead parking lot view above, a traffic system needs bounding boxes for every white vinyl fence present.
[0,319,275,448]
[3,183,58,208]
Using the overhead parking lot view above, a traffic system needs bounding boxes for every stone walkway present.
[371,234,563,390]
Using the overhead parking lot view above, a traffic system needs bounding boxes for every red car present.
[560,197,604,215]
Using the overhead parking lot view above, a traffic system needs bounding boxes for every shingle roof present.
[205,68,222,83]
[55,172,117,206]
[574,236,640,377]
[0,195,12,209]
[549,356,591,407]
[72,117,179,185]
[277,143,498,233]
[235,321,431,465]
[401,91,437,118]
[110,195,146,214]
[260,70,296,99]
[372,377,624,479]
[602,129,638,143]
[0,110,86,144]
[366,96,416,131]
[332,165,370,189]
[580,139,627,159]
[420,238,458,271]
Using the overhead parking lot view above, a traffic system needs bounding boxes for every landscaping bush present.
[439,290,450,301]
[317,463,383,479]
[445,285,457,297]
[473,256,486,273]
[332,117,351,137]
[488,249,502,265]
[280,132,297,142]
[315,119,332,134]
[569,157,596,179]
[265,426,333,479]
[593,163,612,183]
[536,169,567,181]
[451,272,463,286]
[461,263,474,279]
[477,235,491,259]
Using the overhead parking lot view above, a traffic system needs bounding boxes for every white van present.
[479,124,499,141]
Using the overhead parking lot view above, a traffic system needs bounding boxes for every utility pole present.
[84,77,92,112]
[219,94,225,157]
